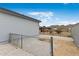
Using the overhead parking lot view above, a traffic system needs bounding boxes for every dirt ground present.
[39,35,79,56]
[54,39,79,56]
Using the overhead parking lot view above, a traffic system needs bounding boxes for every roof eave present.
[0,8,41,23]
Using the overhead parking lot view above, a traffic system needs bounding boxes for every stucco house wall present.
[71,24,79,47]
[0,12,39,42]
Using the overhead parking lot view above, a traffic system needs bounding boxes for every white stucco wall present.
[71,24,79,47]
[0,13,39,42]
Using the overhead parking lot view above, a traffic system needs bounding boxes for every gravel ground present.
[39,35,79,56]
[0,44,33,56]
[0,35,77,56]
[22,38,51,56]
[0,37,51,56]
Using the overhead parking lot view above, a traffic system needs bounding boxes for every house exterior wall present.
[0,13,39,42]
[71,24,79,47]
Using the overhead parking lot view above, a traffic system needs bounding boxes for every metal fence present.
[9,33,53,56]
[9,33,38,48]
[9,33,21,48]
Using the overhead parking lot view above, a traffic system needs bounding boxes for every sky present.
[0,3,79,26]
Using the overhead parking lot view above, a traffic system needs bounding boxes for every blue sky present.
[0,3,79,26]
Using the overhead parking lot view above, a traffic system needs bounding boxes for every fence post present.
[21,35,23,49]
[50,36,53,56]
[9,33,11,43]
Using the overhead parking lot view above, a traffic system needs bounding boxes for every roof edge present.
[0,8,41,23]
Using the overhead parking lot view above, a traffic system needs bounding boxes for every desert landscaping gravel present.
[0,44,33,56]
[39,35,79,56]
[0,35,79,56]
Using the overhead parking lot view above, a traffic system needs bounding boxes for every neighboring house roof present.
[0,8,41,23]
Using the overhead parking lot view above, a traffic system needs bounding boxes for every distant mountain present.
[40,23,79,30]
[49,24,76,29]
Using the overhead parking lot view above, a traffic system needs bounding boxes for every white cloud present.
[27,11,54,26]
[55,21,71,25]
[54,20,79,25]
[63,3,68,4]
[28,12,54,16]
[27,11,79,26]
